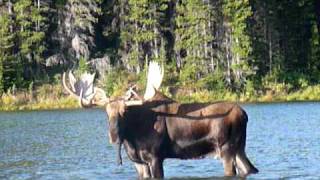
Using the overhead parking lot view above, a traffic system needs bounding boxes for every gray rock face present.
[88,56,112,77]
[45,54,66,67]
[72,34,90,60]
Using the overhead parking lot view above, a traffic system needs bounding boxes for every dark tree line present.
[0,0,319,95]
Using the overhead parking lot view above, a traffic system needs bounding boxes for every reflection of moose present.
[63,62,258,179]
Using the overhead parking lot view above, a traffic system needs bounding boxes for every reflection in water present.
[0,160,36,169]
[0,103,320,179]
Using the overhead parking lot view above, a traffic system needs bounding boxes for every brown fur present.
[105,91,258,179]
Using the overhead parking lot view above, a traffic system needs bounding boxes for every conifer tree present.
[14,0,47,79]
[222,0,253,89]
[68,0,102,59]
[0,12,14,93]
[174,0,213,86]
[118,0,168,73]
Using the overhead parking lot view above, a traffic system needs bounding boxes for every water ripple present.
[1,103,320,179]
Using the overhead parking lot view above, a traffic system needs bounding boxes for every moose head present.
[62,61,164,144]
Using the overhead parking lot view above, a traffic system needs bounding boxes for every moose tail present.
[235,152,259,176]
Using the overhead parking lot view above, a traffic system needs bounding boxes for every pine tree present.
[250,0,320,86]
[68,0,102,60]
[174,0,213,86]
[14,0,47,79]
[118,0,168,73]
[0,12,14,93]
[222,0,253,89]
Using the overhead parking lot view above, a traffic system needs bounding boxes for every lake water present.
[0,102,320,180]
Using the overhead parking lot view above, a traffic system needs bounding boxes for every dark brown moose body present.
[108,92,258,178]
[62,61,258,179]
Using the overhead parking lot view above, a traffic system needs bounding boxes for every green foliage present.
[175,0,214,85]
[0,60,3,94]
[263,68,310,93]
[120,0,169,71]
[15,0,46,58]
[222,0,253,88]
[28,81,34,95]
[0,13,14,94]
[178,61,198,86]
[103,69,131,97]
[1,0,320,111]
[55,0,67,8]
[197,69,226,91]
[6,0,48,89]
[69,0,102,35]
[223,0,252,57]
[0,84,78,111]
[77,57,89,74]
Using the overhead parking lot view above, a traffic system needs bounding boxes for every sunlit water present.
[1,103,320,179]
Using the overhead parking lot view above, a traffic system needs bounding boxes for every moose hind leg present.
[219,142,236,176]
[222,156,236,176]
[149,158,164,178]
[221,149,236,177]
[134,163,151,179]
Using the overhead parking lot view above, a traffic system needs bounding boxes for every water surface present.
[0,103,320,179]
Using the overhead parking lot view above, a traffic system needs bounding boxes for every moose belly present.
[169,138,217,159]
[166,118,223,159]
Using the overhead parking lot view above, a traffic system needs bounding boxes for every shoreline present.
[2,100,320,112]
[1,89,320,112]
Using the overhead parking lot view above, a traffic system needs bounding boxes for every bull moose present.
[62,62,258,178]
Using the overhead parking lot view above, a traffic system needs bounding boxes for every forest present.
[0,0,320,110]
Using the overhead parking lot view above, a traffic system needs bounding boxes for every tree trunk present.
[225,27,232,86]
[37,0,40,31]
[268,25,272,73]
[153,25,159,59]
[134,19,141,73]
[315,0,320,40]
[7,0,13,33]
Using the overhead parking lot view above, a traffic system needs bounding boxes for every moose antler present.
[62,71,109,107]
[122,61,164,103]
[62,71,144,107]
[62,61,163,107]
[144,61,164,100]
[124,85,142,100]
[121,85,143,106]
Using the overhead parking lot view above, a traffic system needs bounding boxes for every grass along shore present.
[1,84,320,111]
[0,84,78,111]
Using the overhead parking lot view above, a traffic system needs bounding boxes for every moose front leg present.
[148,158,164,178]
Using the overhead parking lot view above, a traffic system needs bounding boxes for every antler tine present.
[68,71,77,92]
[129,89,142,100]
[92,87,110,106]
[62,72,80,99]
[144,61,164,100]
[124,85,138,100]
[123,85,144,106]
[79,88,93,108]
